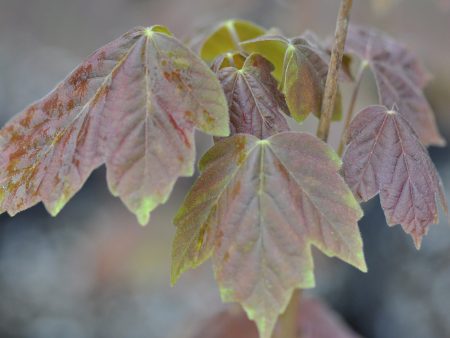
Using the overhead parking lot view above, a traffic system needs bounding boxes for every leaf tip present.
[6,209,17,217]
[45,197,68,218]
[244,308,276,338]
[170,268,180,287]
[356,253,368,273]
[134,194,166,225]
[412,233,423,250]
[170,250,184,287]
[137,214,150,226]
[434,136,447,148]
[135,201,153,226]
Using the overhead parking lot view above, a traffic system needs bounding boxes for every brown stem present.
[316,0,353,142]
[273,290,301,338]
[337,62,367,156]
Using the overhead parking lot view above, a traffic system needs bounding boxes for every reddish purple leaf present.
[0,26,229,224]
[345,25,444,146]
[216,53,290,139]
[343,105,448,248]
[172,132,366,338]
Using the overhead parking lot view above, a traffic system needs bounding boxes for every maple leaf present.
[241,35,342,122]
[345,25,444,146]
[0,25,229,224]
[216,53,290,139]
[342,105,448,248]
[172,132,366,338]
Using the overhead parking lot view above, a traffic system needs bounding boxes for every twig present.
[316,0,353,142]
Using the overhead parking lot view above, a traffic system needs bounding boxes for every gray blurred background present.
[0,0,450,337]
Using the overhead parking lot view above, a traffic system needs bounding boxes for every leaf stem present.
[273,289,301,338]
[337,61,367,156]
[316,0,353,142]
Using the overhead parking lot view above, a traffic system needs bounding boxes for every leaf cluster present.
[0,18,447,338]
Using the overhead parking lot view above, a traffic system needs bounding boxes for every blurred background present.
[0,0,449,337]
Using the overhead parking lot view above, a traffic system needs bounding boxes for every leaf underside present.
[172,132,366,338]
[345,25,445,147]
[216,53,290,139]
[0,25,229,224]
[241,34,342,123]
[343,105,448,248]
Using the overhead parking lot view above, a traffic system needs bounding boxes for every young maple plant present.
[0,1,447,337]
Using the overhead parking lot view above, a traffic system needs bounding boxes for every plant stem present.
[316,0,353,142]
[273,290,301,338]
[337,62,367,156]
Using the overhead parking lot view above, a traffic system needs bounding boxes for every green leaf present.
[216,53,290,138]
[172,132,366,338]
[0,25,229,224]
[241,35,342,122]
[200,19,266,63]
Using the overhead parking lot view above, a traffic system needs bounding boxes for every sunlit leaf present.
[345,25,444,146]
[241,35,342,122]
[200,19,266,63]
[172,132,366,338]
[216,53,290,139]
[343,105,448,248]
[0,25,229,224]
